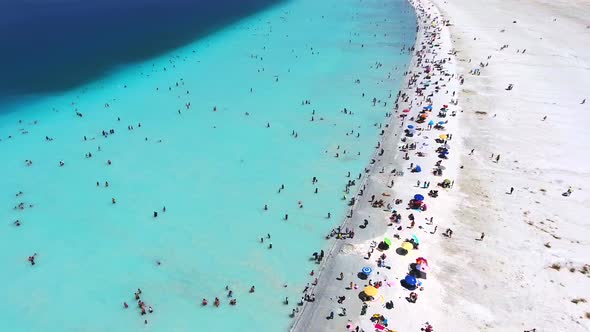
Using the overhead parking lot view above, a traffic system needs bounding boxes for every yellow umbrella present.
[364,285,378,297]
[439,134,448,140]
[401,242,414,251]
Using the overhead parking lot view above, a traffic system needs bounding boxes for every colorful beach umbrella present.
[424,105,433,110]
[439,134,448,140]
[383,238,392,246]
[412,234,420,244]
[414,165,422,173]
[364,285,378,297]
[404,274,417,287]
[403,109,410,113]
[414,194,425,201]
[374,323,386,331]
[428,120,435,125]
[416,257,429,266]
[401,242,413,251]
[407,125,414,129]
[438,121,446,125]
[362,266,373,275]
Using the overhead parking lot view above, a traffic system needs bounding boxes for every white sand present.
[291,0,590,331]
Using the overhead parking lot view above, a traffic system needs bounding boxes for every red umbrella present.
[403,109,411,113]
[416,257,429,266]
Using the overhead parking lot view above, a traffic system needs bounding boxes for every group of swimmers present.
[201,285,251,308]
[123,288,153,324]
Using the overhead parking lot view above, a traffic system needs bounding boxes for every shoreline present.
[289,0,459,330]
[291,0,590,330]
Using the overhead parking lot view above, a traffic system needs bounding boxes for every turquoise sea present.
[0,0,415,330]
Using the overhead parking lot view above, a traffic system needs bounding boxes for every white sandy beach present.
[290,0,590,331]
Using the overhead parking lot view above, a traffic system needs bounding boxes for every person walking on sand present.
[496,154,500,163]
[480,232,485,241]
[510,187,514,194]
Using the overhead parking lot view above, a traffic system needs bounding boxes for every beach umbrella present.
[401,242,414,251]
[428,120,435,126]
[438,121,446,125]
[414,194,425,201]
[362,266,373,275]
[443,179,451,184]
[439,134,448,140]
[416,257,429,266]
[420,113,428,118]
[403,109,411,113]
[374,323,386,331]
[412,234,420,245]
[414,165,422,173]
[407,125,414,129]
[424,105,433,111]
[404,274,417,287]
[383,237,392,246]
[364,285,378,297]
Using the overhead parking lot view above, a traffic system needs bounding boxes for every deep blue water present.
[0,0,282,98]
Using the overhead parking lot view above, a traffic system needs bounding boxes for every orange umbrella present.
[416,257,428,266]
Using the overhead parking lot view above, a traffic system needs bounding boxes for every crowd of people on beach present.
[289,1,467,331]
[9,0,565,330]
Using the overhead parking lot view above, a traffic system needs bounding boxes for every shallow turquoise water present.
[0,0,415,331]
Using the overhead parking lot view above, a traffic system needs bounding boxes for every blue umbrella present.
[407,125,414,129]
[424,105,433,111]
[414,165,422,173]
[428,120,435,126]
[414,194,425,201]
[404,274,417,287]
[362,266,373,275]
[438,121,445,125]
